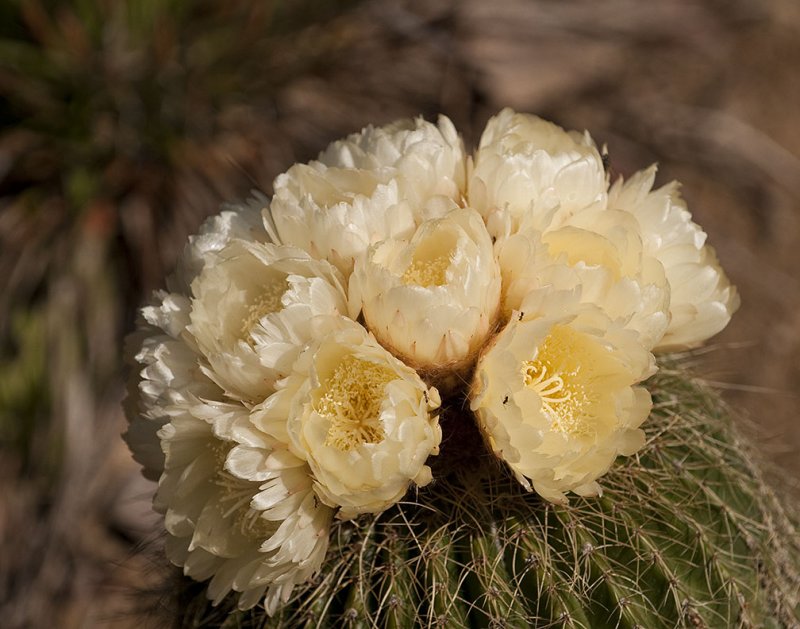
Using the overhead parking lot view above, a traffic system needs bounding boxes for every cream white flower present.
[351,206,501,383]
[187,240,348,402]
[155,401,333,614]
[608,166,739,349]
[270,117,465,277]
[123,330,217,481]
[470,109,607,239]
[123,290,222,481]
[253,321,441,519]
[125,200,269,479]
[319,115,466,214]
[471,290,654,503]
[497,207,671,349]
[172,195,272,293]
[270,165,414,277]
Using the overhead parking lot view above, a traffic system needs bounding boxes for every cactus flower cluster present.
[124,110,739,614]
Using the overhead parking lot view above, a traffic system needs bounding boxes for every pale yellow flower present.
[608,165,740,349]
[471,290,654,503]
[125,200,272,479]
[319,114,466,215]
[351,206,501,381]
[253,321,441,519]
[470,109,607,239]
[188,240,348,402]
[155,401,333,614]
[269,116,465,277]
[172,194,272,293]
[497,207,670,349]
[270,166,414,277]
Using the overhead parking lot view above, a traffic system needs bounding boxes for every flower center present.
[216,471,275,541]
[521,325,612,437]
[209,441,273,541]
[317,355,396,451]
[401,230,457,287]
[543,228,625,280]
[402,256,450,286]
[240,279,289,340]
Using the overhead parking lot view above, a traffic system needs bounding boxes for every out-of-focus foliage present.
[0,0,359,209]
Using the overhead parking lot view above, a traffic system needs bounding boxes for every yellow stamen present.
[240,279,289,339]
[521,325,611,437]
[209,441,273,540]
[317,355,396,451]
[401,229,457,287]
[401,256,450,287]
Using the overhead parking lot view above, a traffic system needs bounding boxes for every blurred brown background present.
[1,0,798,626]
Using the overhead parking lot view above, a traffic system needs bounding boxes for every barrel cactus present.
[125,110,799,628]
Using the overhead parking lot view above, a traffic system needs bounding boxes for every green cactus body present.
[174,362,800,628]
